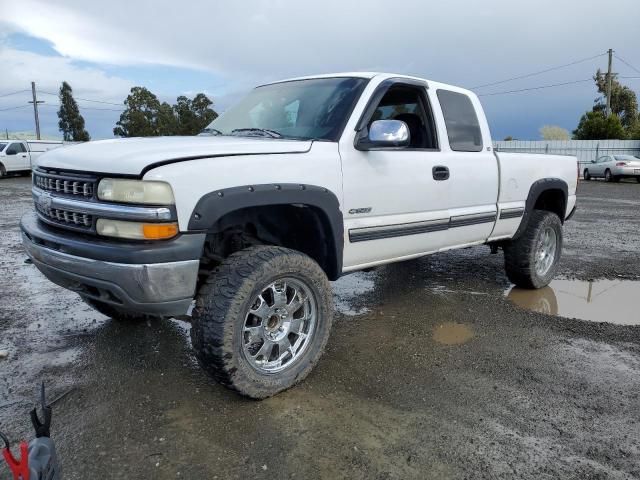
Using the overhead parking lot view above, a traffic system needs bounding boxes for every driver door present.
[339,81,450,270]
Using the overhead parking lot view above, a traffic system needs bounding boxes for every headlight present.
[96,219,178,240]
[97,179,175,205]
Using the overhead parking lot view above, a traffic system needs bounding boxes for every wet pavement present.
[1,176,640,479]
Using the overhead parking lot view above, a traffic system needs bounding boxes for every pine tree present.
[57,82,90,141]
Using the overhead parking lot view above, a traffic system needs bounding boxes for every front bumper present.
[21,212,205,316]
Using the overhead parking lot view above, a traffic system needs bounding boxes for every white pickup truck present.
[0,140,64,177]
[21,73,577,398]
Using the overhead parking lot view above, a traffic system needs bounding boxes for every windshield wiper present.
[230,128,283,138]
[199,127,223,136]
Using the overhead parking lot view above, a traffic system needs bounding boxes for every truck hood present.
[36,136,313,175]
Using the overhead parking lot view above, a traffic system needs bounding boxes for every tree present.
[57,82,90,141]
[114,88,218,137]
[626,121,640,140]
[593,69,638,129]
[503,136,514,141]
[572,111,626,140]
[114,87,164,137]
[539,125,569,141]
[174,94,218,135]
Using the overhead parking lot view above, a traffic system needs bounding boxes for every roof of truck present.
[260,72,473,96]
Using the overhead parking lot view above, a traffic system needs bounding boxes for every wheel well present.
[199,204,340,281]
[533,189,566,222]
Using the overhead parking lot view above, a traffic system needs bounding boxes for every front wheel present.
[503,210,563,289]
[583,169,591,181]
[191,246,333,399]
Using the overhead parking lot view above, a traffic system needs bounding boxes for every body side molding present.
[349,211,497,243]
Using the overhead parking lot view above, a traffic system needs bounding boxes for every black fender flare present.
[188,183,344,278]
[513,178,568,240]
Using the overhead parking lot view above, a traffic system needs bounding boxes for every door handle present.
[432,166,449,181]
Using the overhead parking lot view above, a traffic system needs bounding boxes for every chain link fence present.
[493,140,640,172]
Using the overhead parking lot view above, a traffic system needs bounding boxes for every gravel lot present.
[1,175,639,479]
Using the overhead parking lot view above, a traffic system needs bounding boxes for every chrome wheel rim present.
[242,277,317,374]
[535,227,557,277]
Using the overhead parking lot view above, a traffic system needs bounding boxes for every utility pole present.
[606,48,613,117]
[28,81,44,140]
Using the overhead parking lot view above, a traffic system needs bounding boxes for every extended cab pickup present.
[21,73,578,398]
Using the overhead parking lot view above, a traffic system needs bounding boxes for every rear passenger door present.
[431,88,499,247]
[18,142,30,169]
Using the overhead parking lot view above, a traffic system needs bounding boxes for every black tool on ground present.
[0,382,61,479]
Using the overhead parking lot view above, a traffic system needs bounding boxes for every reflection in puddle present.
[433,322,474,345]
[507,280,640,325]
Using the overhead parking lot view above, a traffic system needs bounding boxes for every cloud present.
[0,46,133,101]
[3,0,639,86]
[1,0,639,139]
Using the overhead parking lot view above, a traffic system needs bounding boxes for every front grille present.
[35,203,93,230]
[33,170,95,198]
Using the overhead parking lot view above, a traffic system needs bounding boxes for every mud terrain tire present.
[191,246,333,399]
[504,210,563,289]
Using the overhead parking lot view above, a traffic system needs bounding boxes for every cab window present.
[368,85,437,149]
[436,90,483,152]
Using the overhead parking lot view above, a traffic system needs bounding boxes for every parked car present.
[0,140,64,177]
[21,72,578,398]
[583,154,640,183]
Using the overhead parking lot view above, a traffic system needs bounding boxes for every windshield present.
[0,143,6,152]
[203,77,368,141]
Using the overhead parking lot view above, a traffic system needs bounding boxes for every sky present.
[0,0,639,141]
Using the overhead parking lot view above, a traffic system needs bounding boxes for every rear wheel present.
[0,163,6,178]
[605,169,613,182]
[191,246,333,399]
[81,297,161,322]
[504,210,563,289]
[583,169,591,181]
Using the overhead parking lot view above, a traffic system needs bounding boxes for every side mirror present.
[591,159,597,163]
[355,120,410,150]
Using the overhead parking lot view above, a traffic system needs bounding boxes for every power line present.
[614,54,640,75]
[39,103,124,112]
[37,90,123,106]
[0,89,30,99]
[478,78,593,96]
[0,104,31,112]
[471,52,607,90]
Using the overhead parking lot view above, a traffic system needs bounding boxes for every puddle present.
[332,271,375,316]
[506,280,640,325]
[433,322,474,345]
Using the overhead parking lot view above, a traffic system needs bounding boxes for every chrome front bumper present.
[21,213,202,317]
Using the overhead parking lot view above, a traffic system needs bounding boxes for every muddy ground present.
[1,175,639,479]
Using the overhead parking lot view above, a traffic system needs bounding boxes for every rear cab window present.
[436,90,483,152]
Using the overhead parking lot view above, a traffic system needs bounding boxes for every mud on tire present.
[503,210,563,289]
[191,246,333,399]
